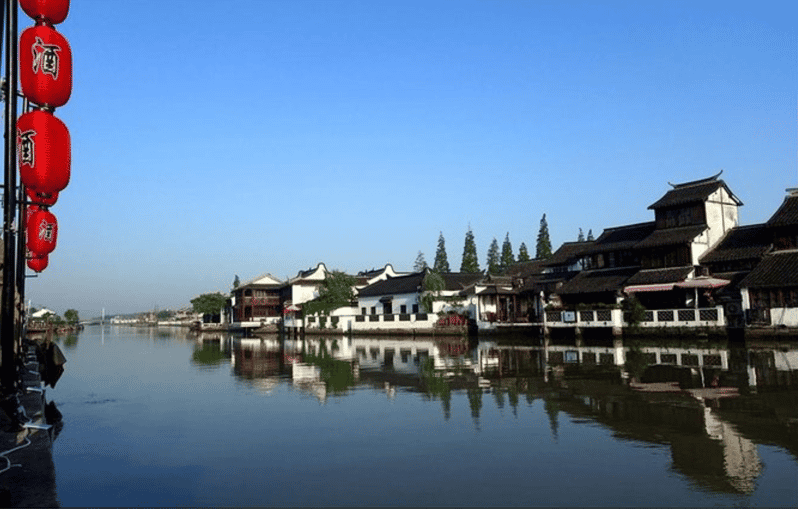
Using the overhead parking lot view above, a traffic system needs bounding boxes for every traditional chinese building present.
[739,189,798,326]
[230,273,283,325]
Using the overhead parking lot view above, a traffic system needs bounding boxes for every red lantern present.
[17,109,70,194]
[26,187,59,206]
[19,25,72,108]
[26,208,58,256]
[25,205,41,233]
[27,254,49,272]
[20,0,70,25]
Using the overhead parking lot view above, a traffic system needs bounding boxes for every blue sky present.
[21,0,797,316]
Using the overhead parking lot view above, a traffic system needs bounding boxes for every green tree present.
[500,233,515,272]
[420,270,445,314]
[577,228,585,242]
[304,270,357,316]
[460,227,480,273]
[191,293,228,316]
[536,214,553,259]
[587,229,595,241]
[518,242,531,262]
[433,232,450,273]
[233,275,240,288]
[486,238,500,275]
[63,309,79,324]
[413,251,428,272]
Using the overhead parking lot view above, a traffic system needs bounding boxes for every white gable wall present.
[705,187,740,248]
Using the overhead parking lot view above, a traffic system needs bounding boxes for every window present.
[400,304,407,314]
[370,306,376,315]
[412,304,419,313]
[383,302,392,315]
[361,307,366,315]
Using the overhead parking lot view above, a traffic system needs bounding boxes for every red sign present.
[26,208,58,256]
[20,0,70,25]
[17,109,70,194]
[19,24,72,108]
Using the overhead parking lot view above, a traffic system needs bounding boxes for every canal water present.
[48,325,797,506]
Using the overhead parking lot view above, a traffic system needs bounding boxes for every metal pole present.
[1,0,17,394]
[15,98,27,348]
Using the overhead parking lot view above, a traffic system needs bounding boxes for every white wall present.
[769,307,798,327]
[705,187,739,247]
[358,292,419,315]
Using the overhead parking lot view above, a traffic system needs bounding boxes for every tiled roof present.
[546,241,594,266]
[505,259,546,278]
[739,251,798,289]
[442,272,484,291]
[356,271,482,297]
[699,224,771,264]
[588,222,656,253]
[624,266,693,286]
[357,272,425,297]
[635,225,707,249]
[766,193,798,228]
[711,270,752,291]
[648,174,741,210]
[555,267,638,295]
[237,273,284,289]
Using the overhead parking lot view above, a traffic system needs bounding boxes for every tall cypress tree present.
[486,238,500,275]
[433,232,450,272]
[461,227,480,273]
[413,251,428,272]
[518,242,531,262]
[577,228,585,242]
[536,214,553,259]
[500,233,514,272]
[587,229,594,241]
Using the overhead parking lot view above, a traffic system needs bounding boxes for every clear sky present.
[20,0,797,317]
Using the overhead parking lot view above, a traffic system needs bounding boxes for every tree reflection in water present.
[222,332,797,497]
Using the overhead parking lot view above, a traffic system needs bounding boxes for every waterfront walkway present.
[0,342,60,507]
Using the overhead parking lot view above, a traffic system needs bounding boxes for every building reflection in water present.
[216,332,797,495]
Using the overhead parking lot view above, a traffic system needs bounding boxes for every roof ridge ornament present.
[668,170,723,188]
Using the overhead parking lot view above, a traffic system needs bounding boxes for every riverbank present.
[0,342,60,507]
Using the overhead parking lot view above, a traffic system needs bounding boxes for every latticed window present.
[657,310,674,322]
[599,353,615,365]
[681,354,699,366]
[660,353,677,364]
[596,310,612,322]
[703,354,722,366]
[582,352,596,364]
[678,309,695,322]
[580,310,593,322]
[699,308,718,321]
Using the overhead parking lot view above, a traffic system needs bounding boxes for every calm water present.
[47,325,797,506]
